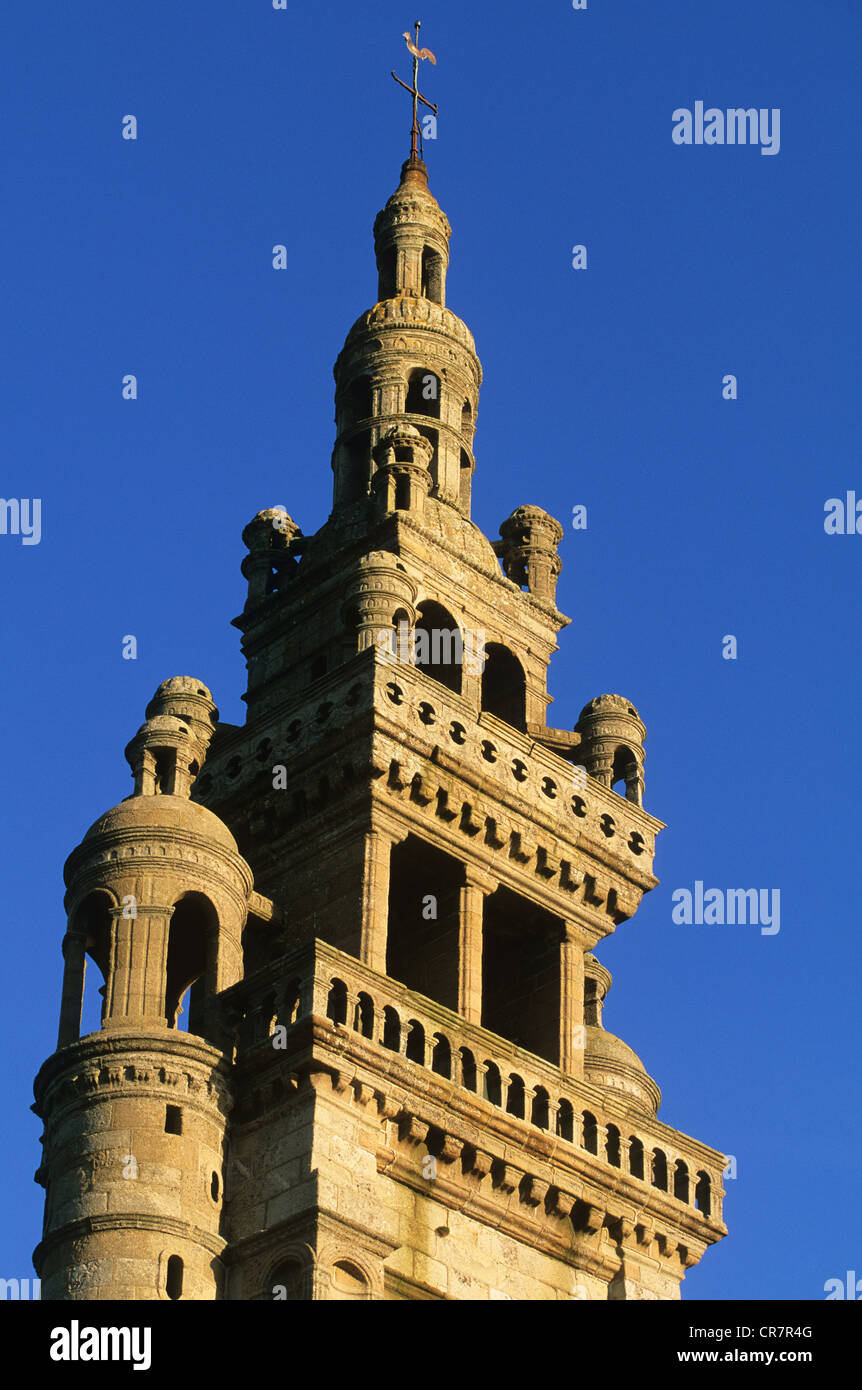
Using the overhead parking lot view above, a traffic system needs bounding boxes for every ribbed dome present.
[583,1024,661,1115]
[419,496,502,574]
[81,795,238,854]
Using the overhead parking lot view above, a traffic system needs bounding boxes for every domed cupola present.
[331,155,483,520]
[582,954,661,1115]
[58,680,253,1045]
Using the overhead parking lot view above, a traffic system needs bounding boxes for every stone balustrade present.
[222,938,725,1230]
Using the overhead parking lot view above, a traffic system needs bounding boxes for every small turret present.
[575,694,646,806]
[497,506,564,604]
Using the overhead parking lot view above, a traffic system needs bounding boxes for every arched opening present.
[582,1112,599,1155]
[481,644,527,731]
[421,247,444,304]
[531,1086,550,1130]
[506,1074,526,1119]
[431,1033,451,1078]
[68,891,113,1040]
[344,430,372,503]
[343,375,373,430]
[326,978,348,1026]
[481,885,563,1065]
[674,1160,690,1203]
[556,1098,574,1142]
[166,1255,184,1301]
[628,1136,645,1180]
[695,1171,712,1217]
[382,1006,401,1051]
[482,1061,502,1107]
[377,246,397,301]
[270,1259,305,1301]
[458,1047,477,1091]
[165,894,218,1034]
[354,992,374,1039]
[386,836,462,1007]
[459,449,472,512]
[460,399,473,439]
[652,1149,668,1191]
[330,1260,369,1301]
[611,745,639,803]
[606,1123,621,1168]
[405,1019,425,1064]
[413,601,463,695]
[406,368,441,419]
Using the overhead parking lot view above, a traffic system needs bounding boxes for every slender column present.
[103,904,173,1029]
[360,829,397,975]
[559,923,587,1077]
[57,933,87,1047]
[457,868,494,1024]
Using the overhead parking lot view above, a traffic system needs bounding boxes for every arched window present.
[66,891,113,1041]
[382,1006,401,1051]
[405,367,441,419]
[458,1047,477,1091]
[166,1255,183,1301]
[695,1171,712,1217]
[606,1124,621,1168]
[354,992,374,1039]
[414,601,463,694]
[556,1099,574,1142]
[459,449,472,511]
[431,1033,451,1077]
[330,1260,369,1301]
[405,1019,425,1064]
[611,744,639,802]
[270,1259,305,1301]
[378,246,397,301]
[674,1159,690,1203]
[421,247,444,304]
[582,1112,599,1155]
[481,644,527,730]
[506,1074,526,1119]
[482,1061,502,1107]
[652,1148,668,1191]
[165,894,218,1033]
[531,1086,550,1130]
[628,1136,645,1180]
[343,375,373,429]
[461,399,473,438]
[326,978,348,1026]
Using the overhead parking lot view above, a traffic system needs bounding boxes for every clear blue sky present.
[1,0,859,1300]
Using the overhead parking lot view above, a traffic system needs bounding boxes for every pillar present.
[559,924,587,1078]
[360,829,396,975]
[458,868,494,1024]
[56,933,87,1048]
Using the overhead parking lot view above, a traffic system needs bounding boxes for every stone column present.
[360,829,397,975]
[559,923,587,1078]
[458,869,495,1025]
[56,933,87,1048]
[103,904,173,1029]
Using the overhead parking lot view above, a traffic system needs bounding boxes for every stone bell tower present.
[34,60,727,1300]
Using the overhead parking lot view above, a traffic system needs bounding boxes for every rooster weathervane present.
[391,21,438,161]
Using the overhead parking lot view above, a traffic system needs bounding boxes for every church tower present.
[33,43,727,1300]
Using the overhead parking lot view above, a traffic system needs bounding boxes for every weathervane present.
[391,21,438,161]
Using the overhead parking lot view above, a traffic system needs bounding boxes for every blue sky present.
[1,0,859,1299]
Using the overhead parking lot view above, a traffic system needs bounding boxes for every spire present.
[391,21,438,162]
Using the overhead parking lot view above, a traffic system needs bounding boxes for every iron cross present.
[391,21,438,160]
